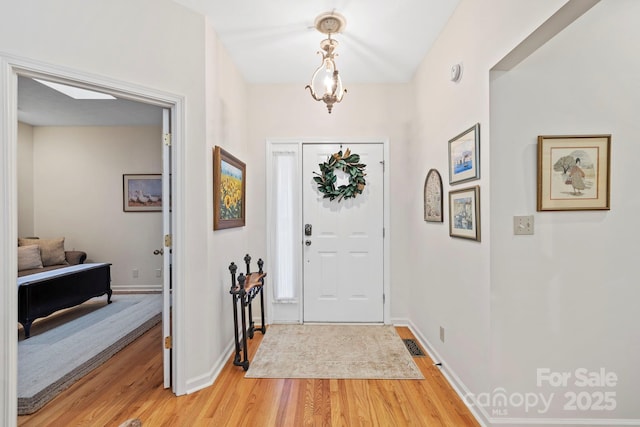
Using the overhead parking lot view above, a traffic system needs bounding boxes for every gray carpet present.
[18,293,162,415]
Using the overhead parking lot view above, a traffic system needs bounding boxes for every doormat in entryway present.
[246,324,424,379]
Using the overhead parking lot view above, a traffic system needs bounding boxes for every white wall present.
[17,122,34,237]
[30,126,162,291]
[410,0,640,425]
[247,83,413,321]
[407,0,573,423]
[490,0,639,422]
[190,19,251,389]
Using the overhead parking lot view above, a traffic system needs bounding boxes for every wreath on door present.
[313,148,367,201]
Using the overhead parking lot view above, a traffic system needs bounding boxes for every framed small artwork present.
[213,146,246,230]
[424,169,443,222]
[123,174,162,212]
[449,186,480,241]
[449,123,480,185]
[537,135,611,211]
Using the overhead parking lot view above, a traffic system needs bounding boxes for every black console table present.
[229,254,266,371]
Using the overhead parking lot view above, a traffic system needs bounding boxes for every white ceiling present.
[174,0,461,84]
[17,1,460,126]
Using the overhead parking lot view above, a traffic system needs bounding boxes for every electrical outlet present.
[132,268,139,278]
[440,326,445,343]
[514,215,534,235]
[156,269,162,278]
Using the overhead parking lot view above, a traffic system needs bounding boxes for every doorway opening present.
[1,56,184,419]
[266,139,391,325]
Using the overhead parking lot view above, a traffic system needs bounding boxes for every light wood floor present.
[18,325,479,427]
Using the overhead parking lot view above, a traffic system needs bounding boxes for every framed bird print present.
[123,174,162,212]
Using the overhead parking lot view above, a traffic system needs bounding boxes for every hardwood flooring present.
[18,325,479,427]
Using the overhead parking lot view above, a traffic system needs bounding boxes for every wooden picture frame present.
[448,123,480,185]
[449,186,480,241]
[424,169,443,222]
[537,135,611,211]
[213,146,246,230]
[123,174,162,212]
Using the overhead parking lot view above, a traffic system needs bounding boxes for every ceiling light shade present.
[305,12,347,114]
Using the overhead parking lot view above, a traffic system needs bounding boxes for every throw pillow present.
[18,245,44,271]
[18,237,67,266]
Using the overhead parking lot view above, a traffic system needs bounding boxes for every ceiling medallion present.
[305,11,347,114]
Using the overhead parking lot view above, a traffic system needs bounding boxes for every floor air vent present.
[402,338,426,357]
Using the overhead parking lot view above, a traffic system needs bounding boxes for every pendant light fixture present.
[305,11,347,114]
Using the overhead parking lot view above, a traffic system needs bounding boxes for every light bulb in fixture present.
[305,12,348,114]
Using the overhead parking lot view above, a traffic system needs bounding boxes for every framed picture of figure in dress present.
[537,135,611,211]
[448,123,480,185]
[424,169,443,222]
[449,186,480,241]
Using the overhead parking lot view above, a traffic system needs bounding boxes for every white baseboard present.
[402,320,640,427]
[404,319,491,427]
[184,338,236,394]
[111,284,162,293]
[184,324,271,394]
[489,417,640,426]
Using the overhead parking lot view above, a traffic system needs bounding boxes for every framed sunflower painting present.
[213,146,246,230]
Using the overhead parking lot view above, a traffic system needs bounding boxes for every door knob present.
[153,249,164,255]
[305,240,312,246]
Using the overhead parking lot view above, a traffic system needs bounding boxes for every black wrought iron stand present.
[229,254,266,371]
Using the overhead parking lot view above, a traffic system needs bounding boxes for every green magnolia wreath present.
[313,148,367,201]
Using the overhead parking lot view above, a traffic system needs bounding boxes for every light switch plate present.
[514,215,534,235]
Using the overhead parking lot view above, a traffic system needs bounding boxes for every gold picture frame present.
[213,146,246,230]
[537,135,611,211]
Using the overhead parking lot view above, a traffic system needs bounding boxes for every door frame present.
[0,53,187,423]
[265,137,391,325]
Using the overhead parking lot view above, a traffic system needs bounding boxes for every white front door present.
[302,143,384,322]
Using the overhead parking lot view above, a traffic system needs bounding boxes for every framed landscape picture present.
[449,186,480,241]
[537,135,611,211]
[213,146,246,230]
[123,174,162,212]
[424,169,443,222]
[448,123,480,185]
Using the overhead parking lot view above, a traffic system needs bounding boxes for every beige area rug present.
[245,324,424,379]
